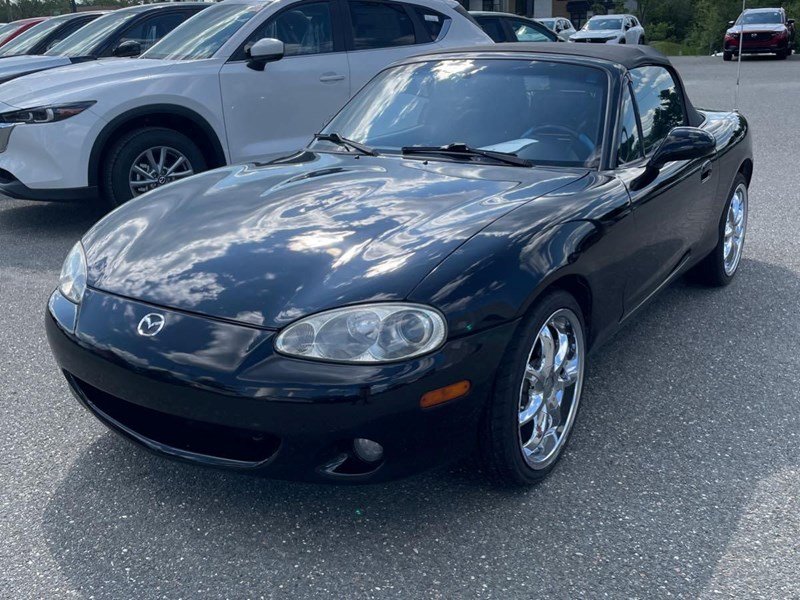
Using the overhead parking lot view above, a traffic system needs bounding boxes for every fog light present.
[353,438,384,463]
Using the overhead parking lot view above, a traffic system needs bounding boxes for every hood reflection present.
[84,153,588,328]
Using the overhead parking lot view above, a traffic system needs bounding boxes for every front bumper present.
[0,108,103,201]
[46,288,515,483]
[724,40,790,54]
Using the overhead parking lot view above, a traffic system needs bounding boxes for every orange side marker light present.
[420,380,471,409]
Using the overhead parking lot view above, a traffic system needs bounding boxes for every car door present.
[343,0,442,92]
[614,66,718,316]
[559,19,575,41]
[219,0,350,164]
[626,17,639,44]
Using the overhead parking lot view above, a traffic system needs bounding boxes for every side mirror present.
[631,127,715,191]
[728,20,736,27]
[113,40,141,58]
[246,38,284,72]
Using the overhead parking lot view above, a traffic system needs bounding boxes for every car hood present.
[727,24,786,34]
[0,55,72,87]
[82,153,588,329]
[571,29,622,38]
[0,58,174,108]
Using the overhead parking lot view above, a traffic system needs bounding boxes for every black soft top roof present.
[430,42,673,70]
[414,42,704,127]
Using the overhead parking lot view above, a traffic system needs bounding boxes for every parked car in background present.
[570,14,645,44]
[537,16,575,42]
[0,0,490,207]
[0,3,206,84]
[45,43,753,487]
[723,7,795,61]
[471,12,558,43]
[0,17,47,47]
[0,12,104,58]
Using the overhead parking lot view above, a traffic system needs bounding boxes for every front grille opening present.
[68,374,280,464]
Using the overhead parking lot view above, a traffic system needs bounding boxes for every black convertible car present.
[47,43,752,486]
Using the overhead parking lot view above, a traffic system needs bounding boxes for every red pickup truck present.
[724,7,796,60]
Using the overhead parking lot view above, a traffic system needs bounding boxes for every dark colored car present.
[470,11,558,42]
[47,44,753,487]
[0,12,104,58]
[724,7,795,60]
[0,3,208,85]
[0,17,47,47]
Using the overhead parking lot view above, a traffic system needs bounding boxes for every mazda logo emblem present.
[137,313,165,337]
[751,33,757,38]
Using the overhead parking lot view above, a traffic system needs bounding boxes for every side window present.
[510,21,551,42]
[261,2,334,56]
[118,13,188,53]
[477,18,506,42]
[348,0,415,50]
[48,19,92,50]
[617,84,643,165]
[630,66,686,155]
[411,6,448,42]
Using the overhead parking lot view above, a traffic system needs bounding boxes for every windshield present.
[142,3,265,61]
[320,59,608,168]
[539,19,555,29]
[0,22,22,42]
[584,17,623,31]
[737,11,782,25]
[0,15,74,57]
[46,10,135,57]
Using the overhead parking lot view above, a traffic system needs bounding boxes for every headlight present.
[0,101,96,124]
[275,303,447,363]
[58,242,87,304]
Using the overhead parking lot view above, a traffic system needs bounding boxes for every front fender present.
[408,219,599,338]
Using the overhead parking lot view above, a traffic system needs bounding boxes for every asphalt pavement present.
[1,55,799,600]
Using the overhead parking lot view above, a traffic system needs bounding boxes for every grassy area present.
[649,40,702,56]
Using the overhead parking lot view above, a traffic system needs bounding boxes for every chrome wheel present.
[517,308,585,470]
[723,183,747,276]
[128,146,194,197]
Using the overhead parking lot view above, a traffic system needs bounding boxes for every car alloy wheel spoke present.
[129,146,195,197]
[560,355,580,385]
[517,308,584,470]
[519,391,544,426]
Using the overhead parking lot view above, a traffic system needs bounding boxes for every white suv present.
[569,14,645,45]
[0,0,489,206]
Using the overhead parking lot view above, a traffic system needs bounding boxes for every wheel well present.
[539,274,593,341]
[89,110,226,187]
[739,158,753,186]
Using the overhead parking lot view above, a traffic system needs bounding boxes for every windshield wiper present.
[401,143,531,167]
[314,133,379,156]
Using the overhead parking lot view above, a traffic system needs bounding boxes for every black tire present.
[777,49,788,60]
[691,173,748,287]
[480,290,586,487]
[639,36,646,45]
[101,127,207,209]
[618,38,626,44]
[723,51,733,61]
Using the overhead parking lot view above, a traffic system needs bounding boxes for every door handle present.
[319,74,345,83]
[701,160,713,182]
